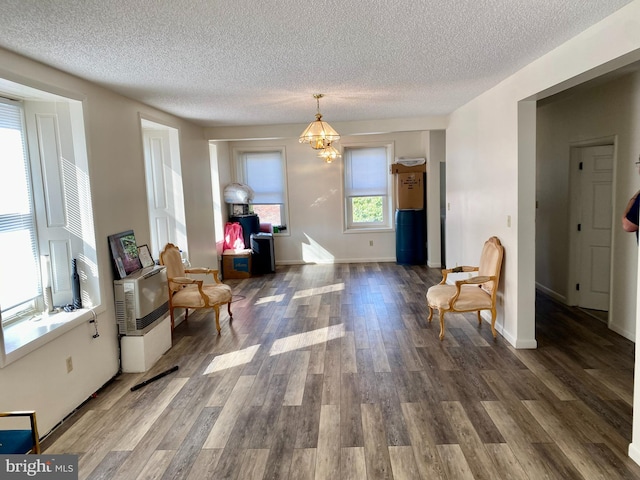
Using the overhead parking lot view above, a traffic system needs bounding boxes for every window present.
[141,119,187,259]
[343,144,393,230]
[0,79,99,366]
[235,148,288,229]
[0,100,40,323]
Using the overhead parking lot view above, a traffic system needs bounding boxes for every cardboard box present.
[390,163,426,174]
[392,163,425,210]
[222,249,252,279]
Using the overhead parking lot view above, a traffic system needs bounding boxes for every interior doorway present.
[568,142,615,320]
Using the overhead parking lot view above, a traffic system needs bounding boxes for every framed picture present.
[138,244,154,268]
[108,230,142,279]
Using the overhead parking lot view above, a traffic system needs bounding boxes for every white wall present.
[178,121,218,270]
[444,0,640,464]
[0,48,213,436]
[446,1,640,349]
[536,71,640,340]
[223,131,432,264]
[210,141,233,260]
[427,130,446,268]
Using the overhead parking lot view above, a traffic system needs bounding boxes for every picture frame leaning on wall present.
[138,244,154,268]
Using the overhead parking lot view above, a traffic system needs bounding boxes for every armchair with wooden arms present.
[426,236,504,340]
[159,243,233,334]
[0,411,41,454]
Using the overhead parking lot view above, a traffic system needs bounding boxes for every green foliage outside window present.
[352,196,383,223]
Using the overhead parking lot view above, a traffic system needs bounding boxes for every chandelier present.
[318,143,341,164]
[299,94,340,150]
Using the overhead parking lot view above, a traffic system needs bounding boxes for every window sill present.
[0,308,99,368]
[343,226,394,234]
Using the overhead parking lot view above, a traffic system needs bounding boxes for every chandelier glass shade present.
[299,94,340,150]
[318,143,341,163]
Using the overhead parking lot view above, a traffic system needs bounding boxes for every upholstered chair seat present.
[426,236,504,340]
[160,243,233,334]
[427,283,493,311]
[170,282,232,309]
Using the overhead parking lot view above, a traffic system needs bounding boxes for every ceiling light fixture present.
[318,143,341,164]
[299,94,340,150]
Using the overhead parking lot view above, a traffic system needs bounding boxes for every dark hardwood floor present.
[42,263,639,479]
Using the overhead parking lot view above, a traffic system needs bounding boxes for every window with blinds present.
[343,145,393,230]
[0,99,41,321]
[0,82,100,362]
[236,149,288,229]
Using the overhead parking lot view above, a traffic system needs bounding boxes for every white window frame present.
[141,117,187,260]
[0,99,41,324]
[233,146,289,234]
[0,79,100,367]
[342,142,394,232]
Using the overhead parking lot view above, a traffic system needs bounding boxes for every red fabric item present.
[224,222,245,250]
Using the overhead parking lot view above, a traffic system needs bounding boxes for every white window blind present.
[0,100,40,313]
[344,147,388,197]
[244,151,285,204]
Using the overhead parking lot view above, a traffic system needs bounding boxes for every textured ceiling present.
[0,0,633,127]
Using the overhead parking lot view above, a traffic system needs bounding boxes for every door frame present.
[567,136,618,319]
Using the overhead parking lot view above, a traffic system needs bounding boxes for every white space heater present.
[114,266,169,335]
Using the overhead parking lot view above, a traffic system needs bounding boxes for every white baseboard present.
[513,337,538,349]
[629,443,640,466]
[535,284,634,342]
[609,322,635,342]
[534,282,567,304]
[276,257,399,265]
[479,311,537,349]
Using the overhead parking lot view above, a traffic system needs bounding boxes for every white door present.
[142,128,187,259]
[576,145,613,311]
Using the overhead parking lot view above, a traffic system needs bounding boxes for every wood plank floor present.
[42,263,639,479]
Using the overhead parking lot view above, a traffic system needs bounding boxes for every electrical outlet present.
[66,356,73,373]
[369,240,374,246]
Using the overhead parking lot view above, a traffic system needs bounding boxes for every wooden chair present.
[426,236,504,340]
[159,243,233,334]
[0,411,41,454]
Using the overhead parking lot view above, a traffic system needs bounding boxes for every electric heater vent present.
[114,266,169,335]
[134,301,169,331]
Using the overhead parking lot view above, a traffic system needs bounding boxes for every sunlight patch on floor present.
[203,324,345,374]
[203,344,260,374]
[292,282,345,300]
[269,324,345,356]
[255,294,286,305]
